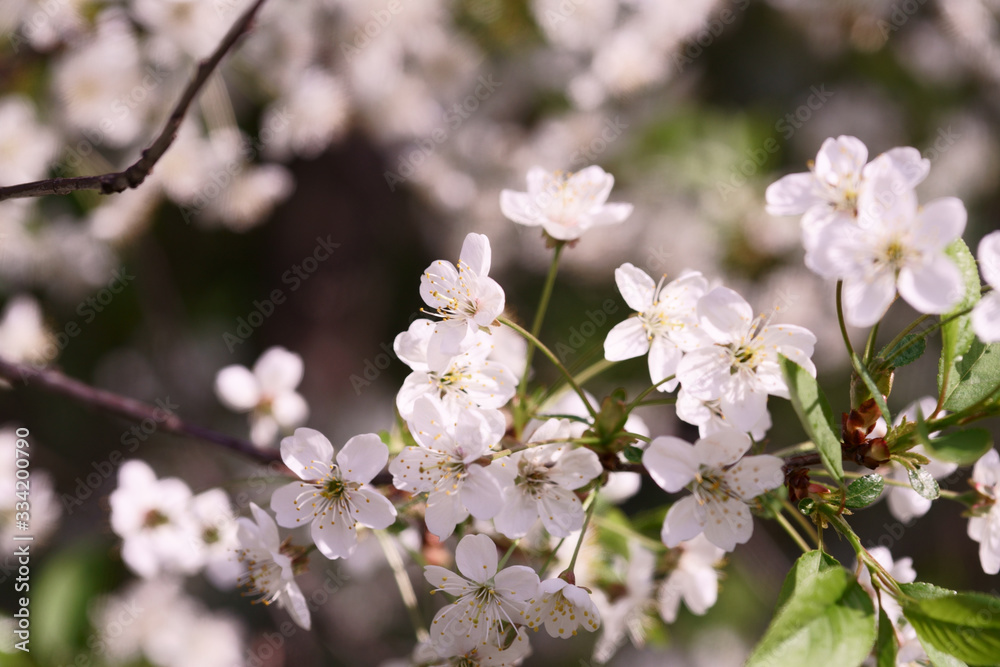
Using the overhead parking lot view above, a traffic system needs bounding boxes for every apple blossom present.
[270,428,396,560]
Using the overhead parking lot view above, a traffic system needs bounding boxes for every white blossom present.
[643,428,783,551]
[389,396,508,540]
[235,502,311,630]
[766,136,929,252]
[500,166,633,242]
[0,295,55,366]
[108,460,202,578]
[604,264,709,391]
[658,534,725,623]
[394,319,516,421]
[521,578,601,637]
[968,449,1000,574]
[492,419,602,538]
[420,233,506,355]
[973,230,1000,343]
[676,286,816,432]
[270,428,396,560]
[808,164,966,326]
[424,533,539,656]
[214,346,310,448]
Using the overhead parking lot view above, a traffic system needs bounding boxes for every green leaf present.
[943,339,1000,412]
[880,333,927,369]
[907,467,940,500]
[780,354,844,484]
[845,474,884,509]
[876,607,898,667]
[622,445,644,463]
[746,551,876,667]
[924,429,994,466]
[901,586,1000,666]
[898,584,970,666]
[938,239,981,400]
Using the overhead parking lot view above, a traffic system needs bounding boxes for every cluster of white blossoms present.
[766,135,967,327]
[93,148,1000,666]
[109,460,240,583]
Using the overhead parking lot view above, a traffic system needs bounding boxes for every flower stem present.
[516,244,564,432]
[837,281,892,423]
[374,530,428,643]
[566,491,598,573]
[538,537,567,577]
[775,510,811,553]
[498,538,522,570]
[625,375,676,413]
[782,499,820,546]
[501,317,597,419]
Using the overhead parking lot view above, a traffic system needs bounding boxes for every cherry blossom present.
[500,165,633,242]
[235,502,311,630]
[765,136,929,252]
[412,628,532,666]
[658,534,725,623]
[270,428,396,560]
[675,286,816,432]
[420,233,506,355]
[968,449,1000,574]
[808,166,966,326]
[973,230,1000,343]
[643,428,783,551]
[492,418,602,538]
[214,346,310,448]
[424,533,539,656]
[108,459,202,578]
[521,578,601,637]
[604,264,709,391]
[389,396,508,539]
[393,318,516,421]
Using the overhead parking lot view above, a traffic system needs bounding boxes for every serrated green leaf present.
[924,429,994,466]
[780,355,844,484]
[845,474,885,509]
[908,467,940,500]
[938,239,981,399]
[876,607,898,667]
[880,333,927,369]
[943,339,1000,412]
[902,587,1000,666]
[747,551,876,667]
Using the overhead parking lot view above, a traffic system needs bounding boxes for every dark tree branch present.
[0,357,279,463]
[0,0,270,202]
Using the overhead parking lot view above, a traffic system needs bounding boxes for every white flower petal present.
[614,263,656,312]
[973,292,1000,343]
[643,436,699,492]
[697,287,752,344]
[662,496,704,547]
[603,317,649,361]
[349,488,396,529]
[979,231,1000,289]
[842,272,897,328]
[253,347,304,393]
[214,365,260,411]
[337,433,389,484]
[271,391,309,428]
[765,172,823,216]
[460,232,492,277]
[280,428,334,480]
[897,254,963,315]
[455,533,498,583]
[311,506,358,559]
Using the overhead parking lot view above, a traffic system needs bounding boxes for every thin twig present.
[0,0,270,202]
[0,357,278,463]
